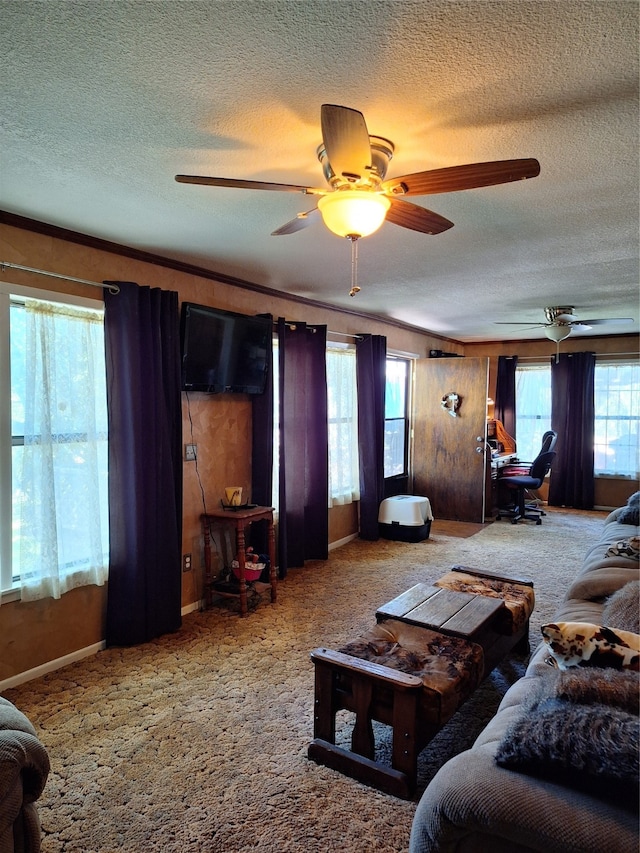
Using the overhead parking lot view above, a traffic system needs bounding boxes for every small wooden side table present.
[201,506,277,617]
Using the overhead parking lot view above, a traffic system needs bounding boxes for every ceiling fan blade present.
[382,158,540,197]
[494,322,546,326]
[320,104,372,181]
[385,198,454,234]
[175,175,325,194]
[516,326,547,332]
[574,317,634,326]
[271,208,320,236]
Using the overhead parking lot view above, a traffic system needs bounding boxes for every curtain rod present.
[328,330,363,339]
[0,261,120,294]
[275,319,362,339]
[516,352,639,360]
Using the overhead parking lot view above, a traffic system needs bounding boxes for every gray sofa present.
[0,697,49,853]
[410,504,640,853]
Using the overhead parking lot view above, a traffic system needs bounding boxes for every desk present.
[491,452,518,472]
[490,453,519,515]
[201,506,276,617]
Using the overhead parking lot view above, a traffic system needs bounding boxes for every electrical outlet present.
[185,444,197,461]
[183,553,192,572]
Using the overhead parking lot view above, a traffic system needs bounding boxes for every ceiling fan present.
[175,103,541,241]
[496,306,634,342]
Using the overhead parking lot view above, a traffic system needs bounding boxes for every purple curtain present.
[250,315,274,556]
[548,351,595,509]
[495,355,518,441]
[103,281,183,646]
[277,319,328,575]
[356,334,387,540]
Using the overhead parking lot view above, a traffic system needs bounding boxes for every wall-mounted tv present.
[180,302,271,394]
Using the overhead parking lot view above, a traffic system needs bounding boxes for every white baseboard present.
[329,533,358,551]
[0,641,106,693]
[1,604,204,692]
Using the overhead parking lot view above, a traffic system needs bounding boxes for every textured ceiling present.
[1,1,638,342]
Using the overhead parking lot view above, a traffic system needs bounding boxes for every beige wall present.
[1,221,636,682]
[0,220,452,682]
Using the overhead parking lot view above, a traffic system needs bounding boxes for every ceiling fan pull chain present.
[349,236,361,297]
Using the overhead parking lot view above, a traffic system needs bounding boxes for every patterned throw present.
[339,619,484,726]
[434,569,535,634]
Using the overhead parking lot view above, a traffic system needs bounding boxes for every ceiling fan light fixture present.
[545,325,572,342]
[317,190,391,238]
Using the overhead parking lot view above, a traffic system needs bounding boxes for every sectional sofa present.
[409,497,640,853]
[0,696,50,853]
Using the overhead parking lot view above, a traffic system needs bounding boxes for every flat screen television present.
[180,302,271,394]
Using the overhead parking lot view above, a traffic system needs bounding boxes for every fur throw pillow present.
[495,698,639,805]
[541,621,640,670]
[528,667,640,716]
[618,491,640,525]
[602,580,640,634]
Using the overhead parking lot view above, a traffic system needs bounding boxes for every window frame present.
[326,342,360,507]
[515,356,640,479]
[0,282,106,600]
[515,362,552,462]
[593,358,640,479]
[384,355,412,482]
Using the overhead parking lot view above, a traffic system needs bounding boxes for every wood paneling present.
[413,358,489,522]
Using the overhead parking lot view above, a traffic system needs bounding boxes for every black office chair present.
[501,430,557,516]
[523,430,557,517]
[497,450,556,525]
[539,430,557,454]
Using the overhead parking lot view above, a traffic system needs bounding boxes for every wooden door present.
[412,358,490,522]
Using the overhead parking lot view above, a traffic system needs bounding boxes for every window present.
[326,346,360,506]
[384,357,410,478]
[515,364,551,461]
[594,361,640,478]
[0,285,109,600]
[516,358,640,477]
[271,342,360,512]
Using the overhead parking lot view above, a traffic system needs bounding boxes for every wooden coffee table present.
[376,570,532,674]
[308,569,533,797]
[376,583,504,642]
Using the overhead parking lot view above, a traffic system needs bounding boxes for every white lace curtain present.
[326,347,360,507]
[18,299,109,601]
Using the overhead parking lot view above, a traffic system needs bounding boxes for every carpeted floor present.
[5,507,609,853]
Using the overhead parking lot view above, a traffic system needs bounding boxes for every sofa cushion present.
[495,697,639,806]
[541,621,640,670]
[565,563,640,605]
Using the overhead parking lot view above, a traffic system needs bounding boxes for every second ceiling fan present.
[175,104,541,240]
[496,306,634,340]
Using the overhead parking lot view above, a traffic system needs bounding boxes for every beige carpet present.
[5,507,609,853]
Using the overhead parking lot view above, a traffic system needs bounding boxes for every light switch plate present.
[185,444,197,461]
